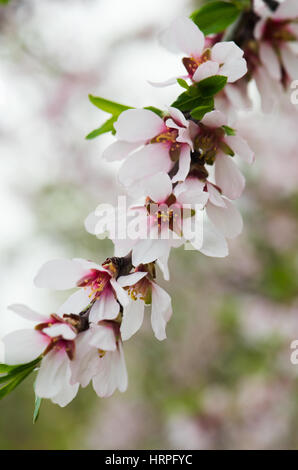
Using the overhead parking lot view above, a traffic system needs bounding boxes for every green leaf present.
[33,396,42,424]
[0,0,11,5]
[172,85,214,113]
[85,116,117,140]
[196,75,228,97]
[0,368,33,400]
[143,106,164,118]
[88,95,132,115]
[222,125,236,136]
[0,358,40,375]
[191,1,240,35]
[191,104,214,120]
[177,78,189,90]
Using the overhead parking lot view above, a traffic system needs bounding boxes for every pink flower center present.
[263,19,296,44]
[35,314,76,359]
[77,269,111,300]
[183,50,211,78]
[151,128,181,161]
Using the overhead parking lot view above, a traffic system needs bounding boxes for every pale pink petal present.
[118,143,172,188]
[102,141,140,162]
[175,179,208,207]
[200,213,229,257]
[206,199,243,239]
[114,109,165,142]
[113,238,136,257]
[132,238,171,266]
[121,298,145,340]
[281,44,298,80]
[89,289,120,322]
[117,271,148,287]
[148,76,180,87]
[201,110,227,128]
[43,323,76,340]
[225,135,255,164]
[8,304,47,322]
[167,106,188,127]
[254,18,267,40]
[259,43,281,80]
[160,17,205,57]
[219,58,247,83]
[215,153,245,200]
[274,0,298,20]
[51,382,79,407]
[34,259,86,290]
[192,61,219,82]
[156,247,171,281]
[206,182,226,207]
[110,279,129,307]
[151,283,172,341]
[3,329,48,365]
[172,146,191,183]
[35,350,70,399]
[144,172,172,202]
[211,41,244,63]
[92,345,128,397]
[57,289,92,315]
[70,331,99,387]
[88,324,117,351]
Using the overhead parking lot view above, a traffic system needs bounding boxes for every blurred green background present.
[1,0,298,450]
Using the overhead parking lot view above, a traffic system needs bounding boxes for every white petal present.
[102,141,140,162]
[88,324,117,351]
[110,279,129,307]
[275,0,298,19]
[92,345,128,397]
[206,199,243,239]
[70,331,100,387]
[206,182,226,207]
[34,259,86,290]
[156,249,171,281]
[43,323,76,340]
[160,17,204,57]
[117,271,148,287]
[7,304,47,322]
[3,329,48,365]
[145,172,172,202]
[220,58,247,83]
[172,145,191,183]
[114,109,165,142]
[281,45,298,80]
[175,178,208,207]
[151,283,172,341]
[35,350,70,399]
[132,238,171,266]
[51,382,79,407]
[121,298,145,341]
[200,213,229,257]
[193,61,219,82]
[201,110,226,128]
[167,106,188,127]
[211,41,244,63]
[215,153,245,200]
[118,144,172,188]
[89,290,120,322]
[259,42,281,80]
[225,135,254,164]
[148,76,180,87]
[57,289,91,315]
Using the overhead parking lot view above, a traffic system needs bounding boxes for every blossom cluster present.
[0,7,261,412]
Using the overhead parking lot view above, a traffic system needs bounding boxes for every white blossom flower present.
[156,17,247,85]
[118,268,172,341]
[70,321,128,397]
[195,110,254,200]
[254,0,298,84]
[102,107,196,194]
[34,258,147,323]
[2,304,79,407]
